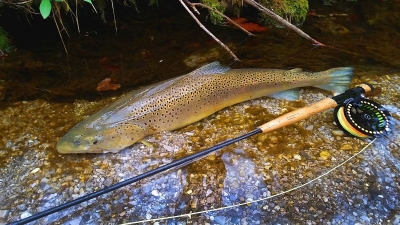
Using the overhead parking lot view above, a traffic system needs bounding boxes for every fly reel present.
[333,98,392,138]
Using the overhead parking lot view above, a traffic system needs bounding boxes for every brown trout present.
[57,62,353,153]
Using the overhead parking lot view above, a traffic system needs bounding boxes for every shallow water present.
[0,0,400,224]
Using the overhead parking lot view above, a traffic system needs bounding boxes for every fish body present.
[57,62,353,153]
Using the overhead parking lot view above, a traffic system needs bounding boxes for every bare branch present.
[179,0,240,61]
[184,0,200,14]
[111,0,118,35]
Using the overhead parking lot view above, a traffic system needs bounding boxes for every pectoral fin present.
[138,139,154,148]
[268,88,301,101]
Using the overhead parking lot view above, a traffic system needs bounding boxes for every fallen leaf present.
[229,17,267,32]
[96,78,121,91]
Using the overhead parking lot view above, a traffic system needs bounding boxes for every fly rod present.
[8,83,392,225]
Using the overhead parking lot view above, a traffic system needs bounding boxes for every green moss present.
[260,0,309,26]
[0,27,12,54]
[148,0,158,6]
[201,0,226,24]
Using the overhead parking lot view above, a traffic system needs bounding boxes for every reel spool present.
[334,98,392,138]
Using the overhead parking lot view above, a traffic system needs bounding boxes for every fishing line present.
[7,84,390,225]
[121,138,378,225]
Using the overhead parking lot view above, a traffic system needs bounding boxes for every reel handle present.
[258,84,373,133]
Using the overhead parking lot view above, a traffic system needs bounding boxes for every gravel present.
[0,72,399,225]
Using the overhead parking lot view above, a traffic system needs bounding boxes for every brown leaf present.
[96,78,121,91]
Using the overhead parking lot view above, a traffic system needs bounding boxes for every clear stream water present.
[0,0,399,224]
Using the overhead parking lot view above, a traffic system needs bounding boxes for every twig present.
[75,0,80,33]
[52,10,68,55]
[242,0,326,47]
[0,0,33,5]
[53,2,70,37]
[191,2,255,37]
[179,0,240,61]
[186,0,200,14]
[111,0,118,35]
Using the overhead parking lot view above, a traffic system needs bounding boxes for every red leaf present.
[96,78,121,91]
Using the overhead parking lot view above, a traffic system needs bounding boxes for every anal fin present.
[268,88,301,101]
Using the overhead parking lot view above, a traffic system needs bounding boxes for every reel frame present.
[333,97,392,138]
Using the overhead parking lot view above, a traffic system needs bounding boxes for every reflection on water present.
[0,0,400,224]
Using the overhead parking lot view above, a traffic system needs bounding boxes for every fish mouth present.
[56,141,115,154]
[57,148,105,154]
[56,141,97,154]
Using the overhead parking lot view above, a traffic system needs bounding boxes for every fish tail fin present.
[314,67,354,93]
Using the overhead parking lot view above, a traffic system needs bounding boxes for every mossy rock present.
[0,27,12,54]
[260,0,309,26]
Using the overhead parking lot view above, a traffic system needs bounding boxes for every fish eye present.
[92,140,98,145]
[73,140,81,146]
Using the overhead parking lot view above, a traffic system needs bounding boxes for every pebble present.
[332,129,345,136]
[190,198,198,209]
[67,218,82,225]
[112,204,124,214]
[64,176,73,181]
[104,178,113,186]
[48,193,58,199]
[39,177,49,185]
[270,136,278,143]
[340,144,353,150]
[30,168,40,174]
[0,210,9,220]
[20,211,32,219]
[162,145,173,152]
[214,216,227,224]
[5,142,13,148]
[16,204,26,211]
[320,151,331,160]
[151,190,160,196]
[145,213,152,220]
[293,154,302,160]
[360,215,371,223]
[392,214,400,224]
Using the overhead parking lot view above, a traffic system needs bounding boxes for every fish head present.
[56,121,146,154]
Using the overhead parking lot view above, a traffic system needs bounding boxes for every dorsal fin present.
[188,61,230,76]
